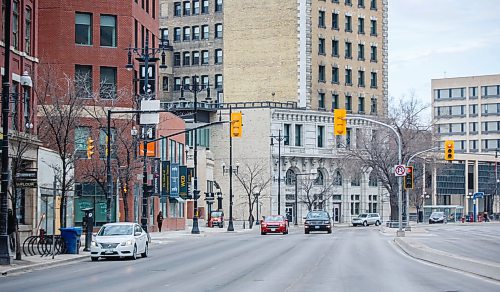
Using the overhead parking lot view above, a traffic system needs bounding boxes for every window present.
[318,93,325,109]
[332,40,339,57]
[215,49,223,64]
[100,15,117,47]
[284,124,291,145]
[370,72,377,88]
[202,25,209,39]
[192,51,200,65]
[174,77,181,91]
[317,126,325,148]
[162,76,169,92]
[469,104,477,116]
[75,65,93,97]
[332,12,339,30]
[200,75,209,89]
[160,28,169,44]
[12,1,19,49]
[469,87,478,98]
[370,97,377,114]
[370,0,377,10]
[345,15,352,32]
[358,70,365,87]
[295,125,303,146]
[332,66,339,83]
[319,65,326,82]
[183,76,191,89]
[215,0,223,12]
[183,26,191,41]
[215,74,223,89]
[183,52,190,66]
[319,38,325,55]
[215,23,223,38]
[332,94,339,109]
[345,41,352,58]
[183,1,191,15]
[370,45,377,62]
[358,17,364,34]
[333,170,342,186]
[202,0,209,13]
[25,6,32,54]
[368,172,378,187]
[193,0,200,14]
[358,43,365,60]
[189,26,199,40]
[469,140,478,151]
[482,85,500,97]
[345,95,352,111]
[346,128,351,148]
[174,2,181,16]
[358,96,365,113]
[100,67,117,99]
[174,52,181,66]
[370,19,377,36]
[345,69,352,85]
[201,50,209,65]
[174,27,181,41]
[358,0,365,7]
[319,11,325,28]
[75,12,92,45]
[75,127,90,152]
[285,169,296,186]
[469,122,478,133]
[345,0,352,5]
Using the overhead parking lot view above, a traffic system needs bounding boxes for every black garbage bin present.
[60,227,83,254]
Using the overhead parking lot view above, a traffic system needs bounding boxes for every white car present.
[352,213,381,227]
[90,223,149,261]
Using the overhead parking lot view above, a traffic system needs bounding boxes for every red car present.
[260,215,288,235]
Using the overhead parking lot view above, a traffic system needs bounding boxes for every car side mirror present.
[302,217,306,219]
[134,231,142,236]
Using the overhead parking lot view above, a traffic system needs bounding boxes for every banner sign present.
[170,163,179,198]
[161,161,170,203]
[152,158,161,196]
[179,166,188,198]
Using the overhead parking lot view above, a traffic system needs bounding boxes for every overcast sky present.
[389,0,500,108]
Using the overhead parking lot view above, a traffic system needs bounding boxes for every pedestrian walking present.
[157,211,164,232]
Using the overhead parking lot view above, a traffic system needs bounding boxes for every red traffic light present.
[406,166,413,174]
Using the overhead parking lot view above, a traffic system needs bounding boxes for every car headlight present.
[324,221,330,224]
[91,241,98,247]
[121,240,133,246]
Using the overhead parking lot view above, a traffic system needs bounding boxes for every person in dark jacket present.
[157,211,164,232]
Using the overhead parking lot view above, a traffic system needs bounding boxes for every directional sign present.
[394,165,407,177]
[15,170,37,180]
[16,181,37,188]
[472,192,484,199]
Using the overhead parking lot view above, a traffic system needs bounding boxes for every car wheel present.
[141,243,148,258]
[353,224,357,227]
[131,245,137,260]
[305,230,309,234]
[91,257,99,262]
[261,231,266,235]
[375,220,380,226]
[327,228,332,234]
[363,221,368,227]
[283,230,288,235]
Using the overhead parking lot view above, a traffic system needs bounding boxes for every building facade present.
[432,74,500,217]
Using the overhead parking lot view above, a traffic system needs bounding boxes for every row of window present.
[437,121,500,134]
[173,49,223,67]
[434,85,500,99]
[325,0,378,10]
[75,12,117,47]
[438,140,500,152]
[435,103,500,117]
[174,0,223,17]
[1,0,33,55]
[322,93,378,113]
[170,24,222,42]
[172,75,223,91]
[319,39,378,61]
[134,0,156,19]
[75,65,117,99]
[318,10,378,36]
[318,66,378,88]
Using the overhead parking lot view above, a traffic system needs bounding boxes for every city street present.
[1,226,499,292]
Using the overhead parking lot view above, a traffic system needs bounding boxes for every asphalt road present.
[1,226,499,292]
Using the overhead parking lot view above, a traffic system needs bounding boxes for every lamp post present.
[294,173,316,226]
[179,75,211,234]
[270,129,286,215]
[222,160,239,231]
[254,192,260,225]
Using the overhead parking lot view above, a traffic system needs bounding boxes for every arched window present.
[368,172,378,187]
[285,169,296,185]
[333,169,342,186]
[351,171,361,186]
[314,169,325,185]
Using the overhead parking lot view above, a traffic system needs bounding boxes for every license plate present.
[104,249,114,254]
[270,228,276,232]
[315,226,320,229]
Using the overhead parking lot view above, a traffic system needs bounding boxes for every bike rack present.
[22,235,66,257]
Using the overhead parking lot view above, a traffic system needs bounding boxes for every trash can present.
[60,227,83,254]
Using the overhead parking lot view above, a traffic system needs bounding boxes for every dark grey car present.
[304,211,332,234]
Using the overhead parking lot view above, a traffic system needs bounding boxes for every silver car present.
[352,213,381,227]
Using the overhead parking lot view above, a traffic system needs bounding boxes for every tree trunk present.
[15,223,21,260]
[248,214,254,229]
[390,203,399,221]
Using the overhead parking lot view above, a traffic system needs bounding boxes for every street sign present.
[15,170,37,180]
[16,181,37,188]
[140,99,160,125]
[473,192,484,199]
[394,165,406,176]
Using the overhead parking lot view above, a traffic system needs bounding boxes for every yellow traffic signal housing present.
[404,166,414,189]
[86,137,95,159]
[444,140,455,161]
[334,109,347,135]
[230,112,243,138]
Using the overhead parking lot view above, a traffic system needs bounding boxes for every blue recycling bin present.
[60,227,82,254]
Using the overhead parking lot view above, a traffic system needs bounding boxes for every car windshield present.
[211,211,223,217]
[431,212,444,216]
[358,214,368,218]
[98,225,133,236]
[265,216,284,222]
[307,212,329,220]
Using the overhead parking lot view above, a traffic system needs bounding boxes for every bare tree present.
[235,161,271,229]
[297,175,336,212]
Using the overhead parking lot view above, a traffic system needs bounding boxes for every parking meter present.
[82,208,94,251]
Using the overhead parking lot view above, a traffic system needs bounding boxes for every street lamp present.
[221,160,238,232]
[254,192,260,225]
[270,129,286,215]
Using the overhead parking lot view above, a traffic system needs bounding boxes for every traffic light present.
[334,109,347,135]
[444,140,454,161]
[86,137,95,159]
[230,112,243,138]
[404,166,413,189]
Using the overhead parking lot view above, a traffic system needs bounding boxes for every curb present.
[394,237,500,281]
[1,255,89,276]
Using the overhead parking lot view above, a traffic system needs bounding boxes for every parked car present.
[90,222,149,261]
[429,211,447,224]
[261,215,288,235]
[352,213,381,227]
[209,211,224,228]
[304,211,332,234]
